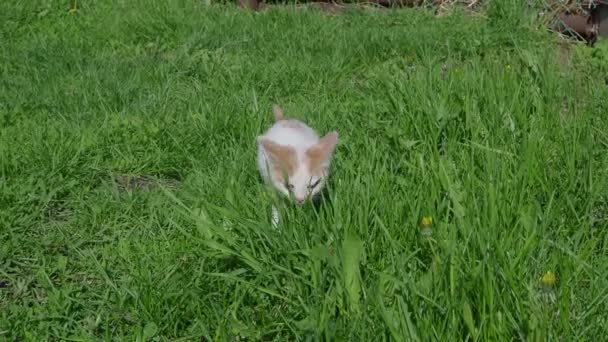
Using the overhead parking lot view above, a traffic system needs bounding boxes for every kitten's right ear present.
[273,105,284,122]
[257,136,291,160]
[258,137,285,158]
[257,136,274,150]
[258,136,296,176]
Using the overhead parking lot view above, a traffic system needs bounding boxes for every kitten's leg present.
[271,190,282,229]
[271,205,279,229]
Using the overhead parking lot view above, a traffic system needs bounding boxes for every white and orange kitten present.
[257,105,339,226]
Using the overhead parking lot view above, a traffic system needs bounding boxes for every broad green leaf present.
[341,232,364,314]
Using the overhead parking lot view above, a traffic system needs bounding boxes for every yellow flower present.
[421,216,433,227]
[541,271,556,287]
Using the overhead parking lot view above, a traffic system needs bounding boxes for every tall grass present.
[1,1,607,340]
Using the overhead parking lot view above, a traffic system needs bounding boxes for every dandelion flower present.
[541,271,556,287]
[421,216,433,227]
[420,216,433,236]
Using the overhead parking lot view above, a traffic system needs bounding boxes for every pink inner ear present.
[306,131,338,172]
[318,131,338,152]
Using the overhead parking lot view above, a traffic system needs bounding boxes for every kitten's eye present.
[308,179,321,189]
[285,183,294,191]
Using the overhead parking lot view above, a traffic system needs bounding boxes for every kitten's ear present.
[318,131,339,153]
[257,136,281,155]
[306,131,339,171]
[272,105,284,122]
[258,136,296,175]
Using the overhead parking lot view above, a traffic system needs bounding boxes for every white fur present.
[271,205,279,229]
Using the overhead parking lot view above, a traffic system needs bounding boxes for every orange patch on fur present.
[306,131,339,174]
[259,138,297,181]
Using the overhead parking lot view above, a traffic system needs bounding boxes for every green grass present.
[1,0,608,340]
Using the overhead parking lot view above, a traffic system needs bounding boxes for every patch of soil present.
[236,0,423,12]
[237,0,262,10]
[310,2,347,15]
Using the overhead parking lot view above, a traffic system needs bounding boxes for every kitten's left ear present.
[306,131,339,170]
[317,131,339,154]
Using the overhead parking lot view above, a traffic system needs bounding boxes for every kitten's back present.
[263,119,319,149]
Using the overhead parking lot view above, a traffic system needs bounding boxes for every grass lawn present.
[1,0,608,340]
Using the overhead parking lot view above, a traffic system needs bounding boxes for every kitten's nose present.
[295,197,306,205]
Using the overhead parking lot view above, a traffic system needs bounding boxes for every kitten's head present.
[258,131,338,204]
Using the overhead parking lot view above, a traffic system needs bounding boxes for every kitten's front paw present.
[271,205,279,229]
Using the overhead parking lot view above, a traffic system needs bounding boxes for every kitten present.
[257,105,339,226]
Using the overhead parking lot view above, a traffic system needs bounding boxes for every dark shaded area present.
[236,0,424,11]
[113,174,180,193]
[234,0,608,47]
[552,1,608,45]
